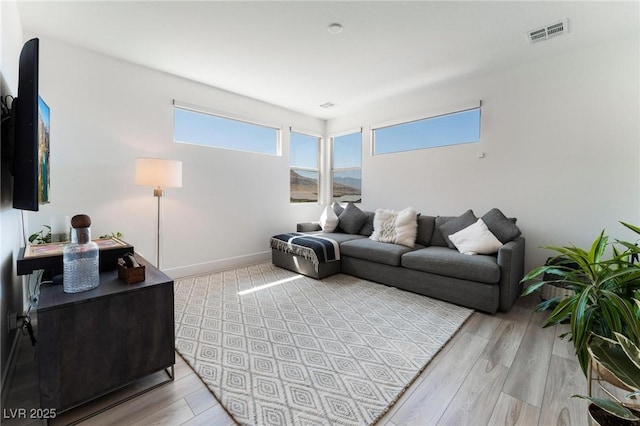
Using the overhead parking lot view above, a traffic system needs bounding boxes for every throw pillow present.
[332,202,344,217]
[319,205,339,232]
[337,202,368,234]
[370,207,418,247]
[481,208,522,243]
[358,211,375,236]
[436,209,478,249]
[449,218,503,255]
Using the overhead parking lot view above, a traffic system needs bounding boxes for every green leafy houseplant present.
[28,225,51,245]
[521,222,640,376]
[574,332,640,424]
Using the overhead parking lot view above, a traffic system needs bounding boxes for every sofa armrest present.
[297,222,322,232]
[496,237,526,312]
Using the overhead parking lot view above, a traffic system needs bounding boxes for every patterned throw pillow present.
[370,207,418,247]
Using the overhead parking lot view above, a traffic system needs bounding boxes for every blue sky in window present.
[290,132,318,169]
[333,132,361,169]
[174,107,278,155]
[375,108,480,155]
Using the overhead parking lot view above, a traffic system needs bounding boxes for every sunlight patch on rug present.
[174,263,473,426]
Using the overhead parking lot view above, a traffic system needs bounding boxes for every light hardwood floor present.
[2,292,592,426]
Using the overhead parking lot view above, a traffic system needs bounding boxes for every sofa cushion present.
[358,211,375,236]
[449,218,503,255]
[310,232,366,244]
[401,246,501,284]
[432,210,477,248]
[338,202,368,234]
[341,238,420,266]
[415,215,436,246]
[481,208,521,243]
[332,202,345,217]
[370,207,418,247]
[319,205,339,232]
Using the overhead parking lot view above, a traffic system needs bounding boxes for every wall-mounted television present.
[11,37,50,211]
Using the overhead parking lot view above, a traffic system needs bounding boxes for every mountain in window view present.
[290,169,361,203]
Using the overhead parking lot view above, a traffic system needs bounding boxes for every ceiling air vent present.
[527,19,569,44]
[319,102,338,109]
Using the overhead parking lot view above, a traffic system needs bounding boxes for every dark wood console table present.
[37,254,175,416]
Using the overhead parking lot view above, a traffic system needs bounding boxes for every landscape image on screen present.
[38,96,50,204]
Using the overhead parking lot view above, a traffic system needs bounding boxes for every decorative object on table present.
[117,253,146,284]
[521,221,640,376]
[28,225,51,245]
[135,158,182,269]
[62,214,99,293]
[17,237,133,275]
[50,215,70,242]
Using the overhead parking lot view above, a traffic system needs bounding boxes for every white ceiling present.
[16,1,640,120]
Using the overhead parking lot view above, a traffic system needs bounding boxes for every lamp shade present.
[136,158,182,188]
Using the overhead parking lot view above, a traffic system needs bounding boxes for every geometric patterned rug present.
[174,262,473,426]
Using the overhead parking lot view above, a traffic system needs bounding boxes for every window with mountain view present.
[372,107,480,155]
[173,105,280,155]
[290,131,320,203]
[332,131,362,203]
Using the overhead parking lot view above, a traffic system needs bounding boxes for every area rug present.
[174,263,472,426]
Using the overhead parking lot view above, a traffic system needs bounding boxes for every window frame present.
[172,100,282,156]
[289,128,321,204]
[371,102,481,156]
[330,129,362,204]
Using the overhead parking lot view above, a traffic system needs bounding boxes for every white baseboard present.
[163,251,271,279]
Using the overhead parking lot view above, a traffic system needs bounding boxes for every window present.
[372,107,480,155]
[173,104,280,155]
[332,131,362,203]
[290,131,320,203]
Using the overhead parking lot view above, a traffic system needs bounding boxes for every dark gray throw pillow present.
[482,208,521,243]
[338,202,368,234]
[358,211,375,236]
[436,209,478,249]
[332,202,345,217]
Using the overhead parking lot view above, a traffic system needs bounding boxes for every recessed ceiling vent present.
[527,19,569,44]
[319,102,339,109]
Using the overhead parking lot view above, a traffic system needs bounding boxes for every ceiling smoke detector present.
[327,23,343,35]
[527,19,569,44]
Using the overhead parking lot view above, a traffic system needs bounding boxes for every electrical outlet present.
[7,312,17,333]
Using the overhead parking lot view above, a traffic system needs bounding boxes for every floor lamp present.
[135,158,182,269]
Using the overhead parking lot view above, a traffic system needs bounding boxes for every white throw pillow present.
[370,207,418,247]
[448,218,503,255]
[319,205,339,232]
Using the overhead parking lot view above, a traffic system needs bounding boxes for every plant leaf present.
[589,335,640,391]
[615,332,640,372]
[573,395,640,420]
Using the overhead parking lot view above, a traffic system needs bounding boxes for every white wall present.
[24,33,640,279]
[28,37,325,278]
[328,35,640,271]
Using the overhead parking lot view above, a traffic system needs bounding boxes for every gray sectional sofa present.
[271,204,525,313]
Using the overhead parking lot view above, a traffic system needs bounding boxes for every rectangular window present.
[332,131,362,203]
[173,104,280,155]
[372,107,480,155]
[290,131,320,203]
